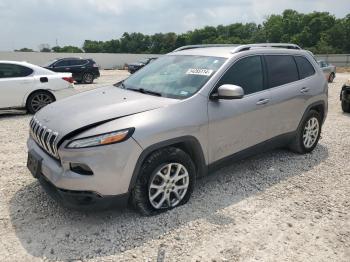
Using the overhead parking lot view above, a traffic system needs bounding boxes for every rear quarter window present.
[265,55,299,88]
[295,56,315,79]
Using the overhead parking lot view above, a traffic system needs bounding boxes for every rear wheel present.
[131,147,195,216]
[342,100,350,113]
[289,110,321,154]
[82,73,94,84]
[26,91,55,114]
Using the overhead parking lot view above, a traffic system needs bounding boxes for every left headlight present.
[66,128,135,149]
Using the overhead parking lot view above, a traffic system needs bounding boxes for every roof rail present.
[231,43,301,53]
[172,43,302,53]
[173,44,240,52]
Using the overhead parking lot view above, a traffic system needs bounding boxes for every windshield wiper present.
[127,88,162,97]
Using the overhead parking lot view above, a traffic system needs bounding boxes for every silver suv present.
[27,43,328,215]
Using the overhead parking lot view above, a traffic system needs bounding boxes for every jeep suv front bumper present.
[27,136,142,209]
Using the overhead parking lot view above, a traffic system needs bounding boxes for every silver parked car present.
[318,60,336,83]
[27,43,328,215]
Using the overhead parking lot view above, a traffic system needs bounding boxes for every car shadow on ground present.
[9,145,328,260]
[0,110,27,117]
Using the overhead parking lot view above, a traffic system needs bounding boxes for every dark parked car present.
[128,57,157,74]
[44,58,100,84]
[341,79,350,113]
[318,60,336,83]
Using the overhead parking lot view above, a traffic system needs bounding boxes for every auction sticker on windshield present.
[186,68,213,76]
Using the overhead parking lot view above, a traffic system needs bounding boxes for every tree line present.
[16,10,350,54]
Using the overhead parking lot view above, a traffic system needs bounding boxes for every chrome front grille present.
[29,117,59,159]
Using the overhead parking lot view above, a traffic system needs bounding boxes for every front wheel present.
[328,73,335,83]
[289,110,322,154]
[131,147,195,216]
[26,91,55,114]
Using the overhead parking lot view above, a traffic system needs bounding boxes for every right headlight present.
[66,128,134,149]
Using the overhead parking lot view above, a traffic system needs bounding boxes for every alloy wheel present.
[31,93,54,112]
[148,163,189,209]
[303,117,319,148]
[84,73,93,83]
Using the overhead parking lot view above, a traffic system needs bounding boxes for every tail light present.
[62,77,74,83]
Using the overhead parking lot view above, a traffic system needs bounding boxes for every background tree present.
[38,44,51,52]
[15,48,34,52]
[73,10,350,54]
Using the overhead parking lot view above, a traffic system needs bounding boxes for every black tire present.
[289,110,322,154]
[342,100,350,113]
[82,72,94,84]
[328,73,335,83]
[131,147,196,216]
[26,91,55,114]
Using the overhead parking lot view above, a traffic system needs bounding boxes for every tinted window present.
[71,59,87,66]
[295,56,315,79]
[265,55,299,88]
[54,60,70,67]
[217,56,264,95]
[0,63,33,78]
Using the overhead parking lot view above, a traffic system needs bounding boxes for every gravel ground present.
[0,71,349,262]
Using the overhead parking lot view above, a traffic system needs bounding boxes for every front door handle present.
[256,98,270,105]
[300,87,310,93]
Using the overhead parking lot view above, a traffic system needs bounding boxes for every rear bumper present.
[94,70,100,78]
[38,174,129,210]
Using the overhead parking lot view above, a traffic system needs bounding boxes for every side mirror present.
[211,84,244,100]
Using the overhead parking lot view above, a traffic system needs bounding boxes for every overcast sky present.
[0,0,349,51]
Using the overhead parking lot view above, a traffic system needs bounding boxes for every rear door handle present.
[256,98,270,105]
[300,87,310,93]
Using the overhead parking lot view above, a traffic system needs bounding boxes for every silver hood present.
[34,86,177,140]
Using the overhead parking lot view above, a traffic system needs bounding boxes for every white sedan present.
[0,61,76,113]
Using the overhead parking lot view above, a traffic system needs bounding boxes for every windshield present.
[122,55,226,99]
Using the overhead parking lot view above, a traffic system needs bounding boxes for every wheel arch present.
[128,136,207,192]
[298,101,326,130]
[24,89,56,108]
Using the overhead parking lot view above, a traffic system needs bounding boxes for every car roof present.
[57,57,83,60]
[0,60,28,64]
[0,60,56,75]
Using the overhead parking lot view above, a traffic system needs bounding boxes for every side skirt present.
[208,132,296,173]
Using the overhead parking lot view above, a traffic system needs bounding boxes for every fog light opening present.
[70,163,94,176]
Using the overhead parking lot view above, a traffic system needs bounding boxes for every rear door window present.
[0,63,33,78]
[265,55,299,88]
[71,59,87,66]
[295,56,315,79]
